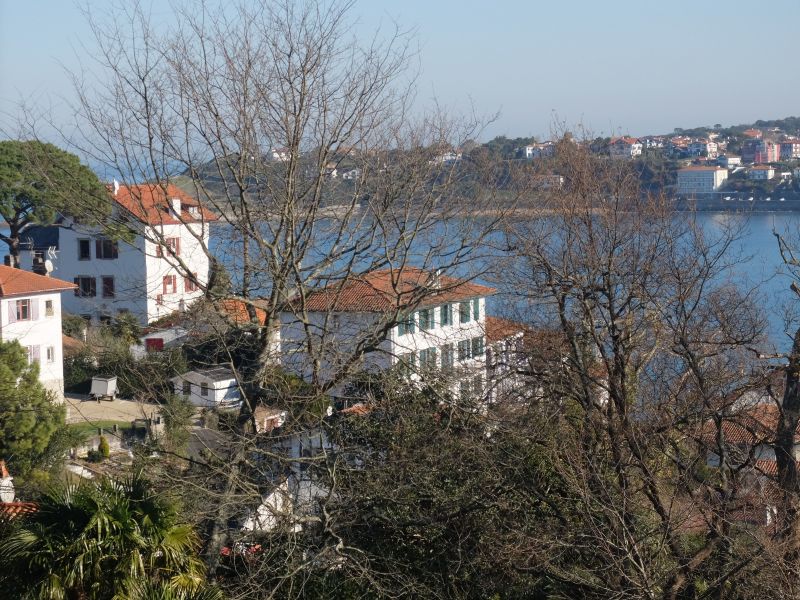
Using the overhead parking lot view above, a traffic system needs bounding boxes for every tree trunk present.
[777,327,800,559]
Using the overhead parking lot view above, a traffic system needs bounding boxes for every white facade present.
[748,166,776,180]
[523,143,556,159]
[0,268,73,401]
[677,167,728,195]
[608,138,643,159]
[717,155,742,168]
[20,212,211,326]
[280,297,489,398]
[171,367,241,408]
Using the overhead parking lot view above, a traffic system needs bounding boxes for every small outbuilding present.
[171,366,242,408]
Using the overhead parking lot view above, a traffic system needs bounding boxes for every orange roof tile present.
[0,502,37,521]
[218,298,269,325]
[113,183,218,226]
[0,266,75,297]
[297,268,495,313]
[485,316,526,343]
[703,404,800,447]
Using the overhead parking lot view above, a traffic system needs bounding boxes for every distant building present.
[607,137,642,159]
[688,140,719,159]
[717,155,742,168]
[271,147,290,162]
[742,140,780,164]
[0,266,75,400]
[677,166,729,195]
[523,142,556,159]
[780,140,800,160]
[641,136,665,149]
[742,128,763,139]
[748,165,776,180]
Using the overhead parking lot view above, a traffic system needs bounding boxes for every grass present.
[68,420,134,437]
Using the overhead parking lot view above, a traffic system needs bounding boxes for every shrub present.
[98,435,110,458]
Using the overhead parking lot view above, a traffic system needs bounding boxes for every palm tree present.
[0,471,215,600]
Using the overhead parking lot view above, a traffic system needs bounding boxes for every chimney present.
[112,179,120,196]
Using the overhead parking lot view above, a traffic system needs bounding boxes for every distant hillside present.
[665,116,800,138]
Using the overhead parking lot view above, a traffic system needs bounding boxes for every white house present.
[748,165,776,180]
[608,137,642,159]
[171,366,242,408]
[688,140,719,159]
[523,142,556,159]
[19,183,217,325]
[0,266,75,400]
[279,268,495,399]
[717,155,742,169]
[677,166,729,195]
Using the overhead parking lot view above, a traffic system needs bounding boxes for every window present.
[473,298,480,321]
[163,275,177,295]
[440,304,452,327]
[419,347,437,370]
[46,346,55,363]
[95,238,119,259]
[418,308,433,330]
[26,345,40,365]
[182,380,191,396]
[398,352,416,374]
[15,299,31,321]
[397,314,415,336]
[459,301,471,324]
[157,237,181,257]
[458,339,471,361]
[99,315,112,326]
[45,300,54,316]
[441,343,454,370]
[184,273,199,292]
[471,336,485,358]
[74,277,97,297]
[102,276,115,298]
[200,382,209,397]
[78,239,91,260]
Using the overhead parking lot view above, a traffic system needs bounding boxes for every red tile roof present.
[0,502,37,521]
[218,298,269,325]
[113,183,218,226]
[0,266,76,297]
[703,404,800,447]
[609,136,640,146]
[298,268,495,313]
[484,316,526,344]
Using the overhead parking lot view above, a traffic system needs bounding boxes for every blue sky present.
[2,0,799,141]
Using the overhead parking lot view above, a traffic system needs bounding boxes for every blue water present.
[701,212,800,351]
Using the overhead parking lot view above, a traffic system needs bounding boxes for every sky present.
[1,0,799,142]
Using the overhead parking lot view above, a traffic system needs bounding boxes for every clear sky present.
[1,0,799,141]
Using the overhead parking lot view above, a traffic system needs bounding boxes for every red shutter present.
[145,338,164,352]
[175,238,181,256]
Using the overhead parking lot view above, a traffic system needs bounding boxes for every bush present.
[98,435,110,458]
[86,449,103,463]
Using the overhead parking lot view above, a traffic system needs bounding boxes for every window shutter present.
[95,239,102,258]
[175,238,181,255]
[7,301,16,324]
[30,299,39,320]
[473,298,480,320]
[31,345,41,363]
